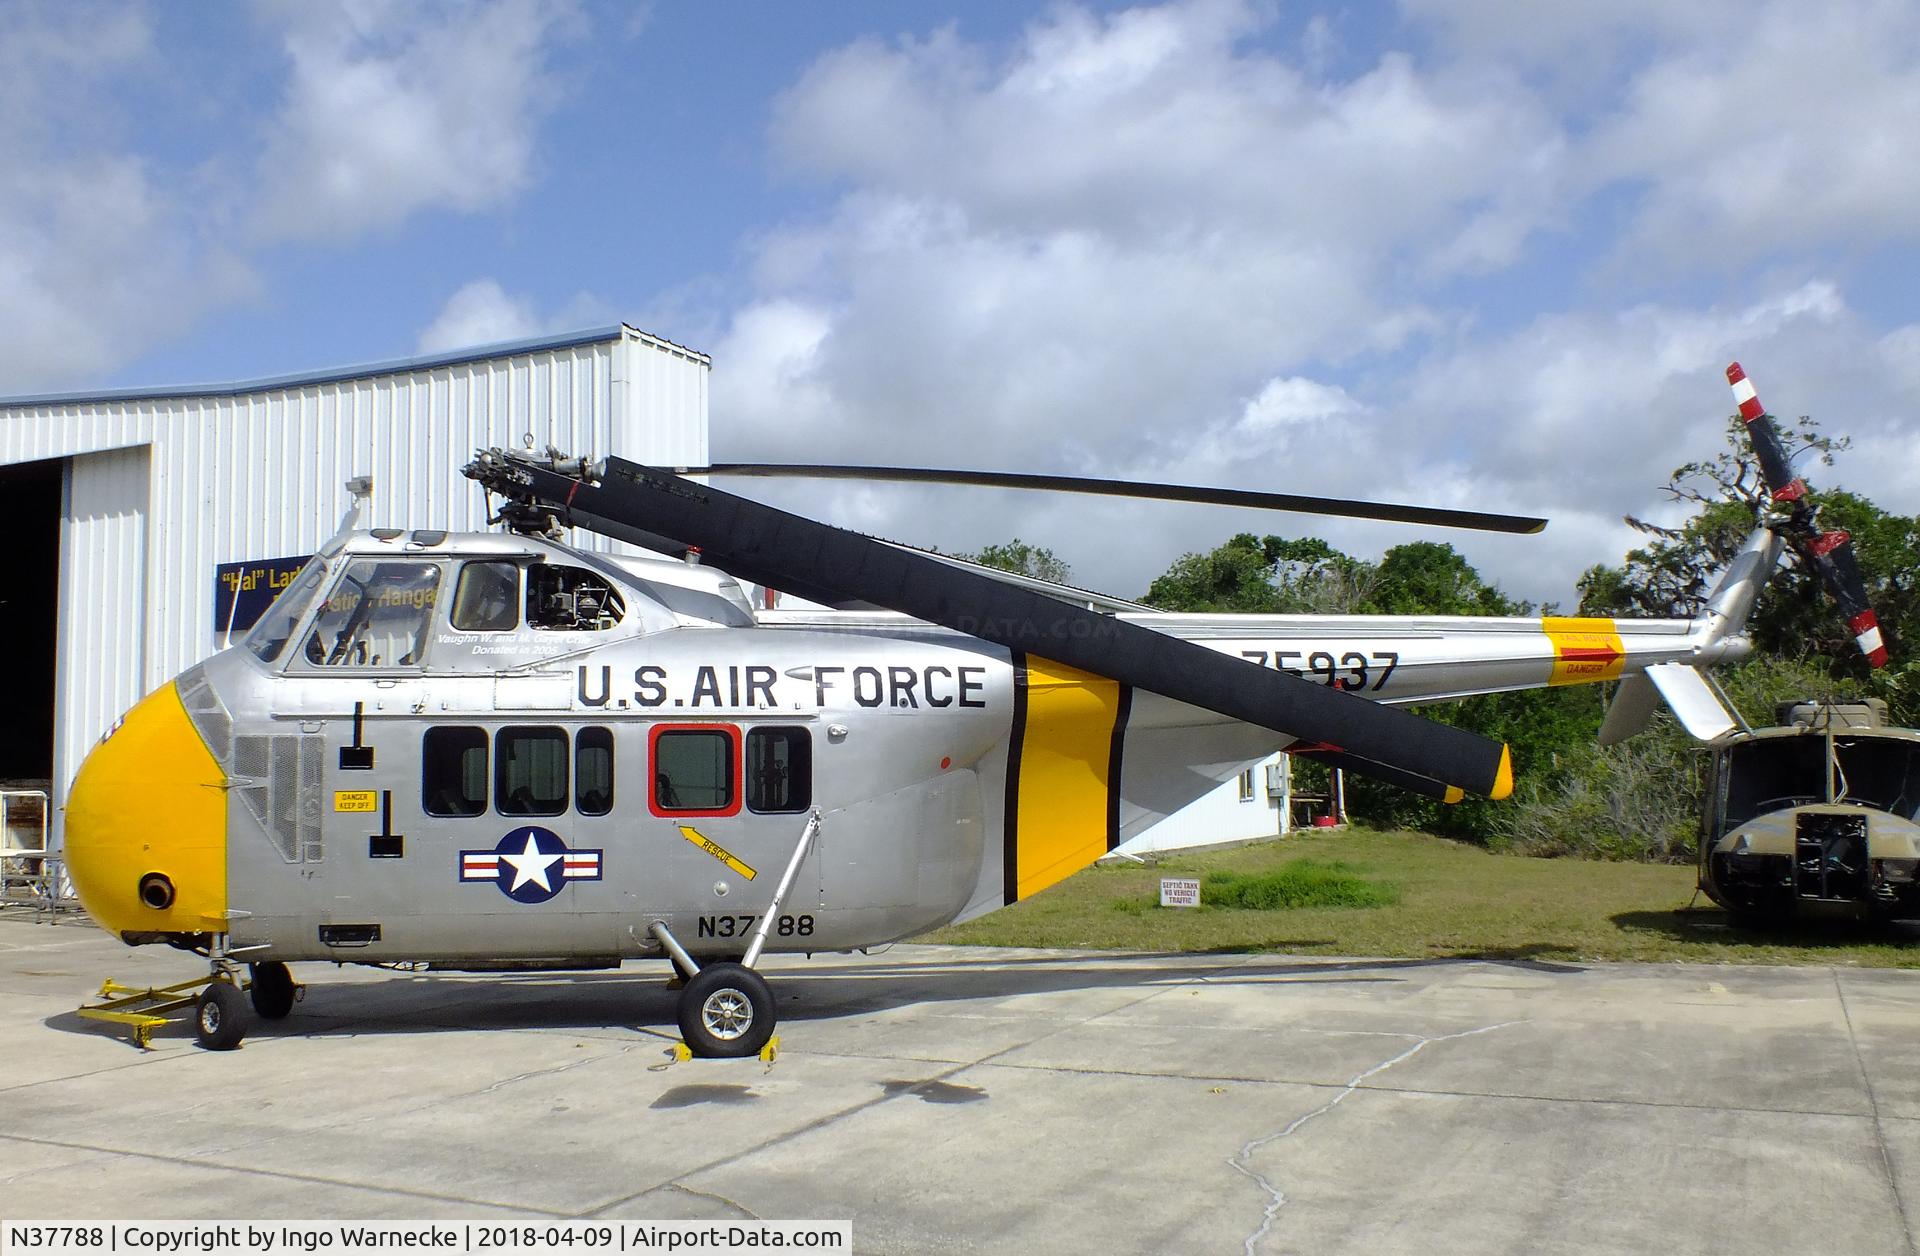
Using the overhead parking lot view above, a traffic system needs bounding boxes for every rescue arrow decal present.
[679,825,758,880]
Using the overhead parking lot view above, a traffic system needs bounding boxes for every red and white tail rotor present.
[1726,361,1887,668]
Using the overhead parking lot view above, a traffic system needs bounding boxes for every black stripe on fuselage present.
[1105,685,1132,851]
[1002,652,1030,906]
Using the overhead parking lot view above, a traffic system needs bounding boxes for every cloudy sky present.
[8,0,1920,607]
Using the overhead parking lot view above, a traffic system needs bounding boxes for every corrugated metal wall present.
[53,445,150,809]
[0,326,711,842]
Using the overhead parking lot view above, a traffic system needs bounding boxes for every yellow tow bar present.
[77,976,223,1049]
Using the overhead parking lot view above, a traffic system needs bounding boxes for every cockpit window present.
[1833,737,1920,820]
[527,562,624,631]
[451,561,520,631]
[244,555,331,664]
[301,560,442,668]
[1720,736,1831,828]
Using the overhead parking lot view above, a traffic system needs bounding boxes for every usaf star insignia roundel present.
[459,826,603,903]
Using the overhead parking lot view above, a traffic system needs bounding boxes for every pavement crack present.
[1834,970,1917,1256]
[1228,1019,1523,1256]
[663,1182,762,1221]
[471,1043,637,1097]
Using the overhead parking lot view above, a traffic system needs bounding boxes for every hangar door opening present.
[0,459,62,796]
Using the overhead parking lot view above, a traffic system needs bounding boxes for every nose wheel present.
[192,947,301,1050]
[195,980,249,1051]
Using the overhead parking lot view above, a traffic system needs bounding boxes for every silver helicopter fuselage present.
[62,527,1750,967]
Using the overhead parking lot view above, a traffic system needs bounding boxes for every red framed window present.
[648,723,741,818]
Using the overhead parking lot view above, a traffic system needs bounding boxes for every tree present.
[1141,534,1377,612]
[1142,533,1289,611]
[1368,541,1526,616]
[1143,531,1580,840]
[957,538,1072,584]
[1578,414,1920,715]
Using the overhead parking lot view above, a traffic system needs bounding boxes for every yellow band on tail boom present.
[1004,656,1129,904]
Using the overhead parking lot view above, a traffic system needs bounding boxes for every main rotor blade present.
[1287,745,1469,804]
[683,464,1548,536]
[475,454,1516,800]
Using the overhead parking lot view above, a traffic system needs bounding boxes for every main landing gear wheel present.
[196,981,249,1051]
[677,962,774,1058]
[249,961,296,1019]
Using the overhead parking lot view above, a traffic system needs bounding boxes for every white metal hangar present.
[0,326,710,844]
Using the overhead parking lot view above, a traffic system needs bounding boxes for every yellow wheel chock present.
[659,1034,779,1066]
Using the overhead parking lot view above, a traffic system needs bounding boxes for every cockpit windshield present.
[243,552,333,664]
[1720,733,1920,828]
[301,560,442,668]
[1720,736,1829,829]
[1833,737,1920,820]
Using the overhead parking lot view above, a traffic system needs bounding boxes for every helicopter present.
[60,361,1882,1057]
[1698,697,1920,924]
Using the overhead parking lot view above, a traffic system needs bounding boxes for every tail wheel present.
[676,962,774,1058]
[249,961,296,1019]
[196,981,249,1051]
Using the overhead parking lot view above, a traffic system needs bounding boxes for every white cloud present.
[718,1,1572,594]
[0,4,254,392]
[0,1,584,393]
[727,0,1567,487]
[252,0,580,243]
[1583,4,1920,266]
[1412,0,1920,268]
[773,2,1557,263]
[713,0,1920,609]
[416,279,619,355]
[1238,377,1364,433]
[417,280,541,354]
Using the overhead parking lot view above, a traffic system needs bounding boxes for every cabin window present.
[496,726,569,817]
[422,727,488,817]
[650,725,739,816]
[527,562,624,631]
[747,727,811,814]
[302,560,441,668]
[1238,769,1255,802]
[576,727,615,816]
[450,561,520,631]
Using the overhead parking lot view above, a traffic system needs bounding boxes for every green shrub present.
[1201,860,1399,910]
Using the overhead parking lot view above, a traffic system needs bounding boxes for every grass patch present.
[1202,860,1397,911]
[923,827,1920,967]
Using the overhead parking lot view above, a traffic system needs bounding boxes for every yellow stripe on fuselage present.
[1011,658,1124,901]
[1542,616,1626,686]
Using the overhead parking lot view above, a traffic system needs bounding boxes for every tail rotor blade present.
[1805,530,1889,667]
[1726,362,1888,668]
[1726,362,1807,504]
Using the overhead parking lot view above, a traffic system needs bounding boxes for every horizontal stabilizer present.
[1645,662,1735,742]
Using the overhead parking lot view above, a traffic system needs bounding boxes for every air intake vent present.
[232,733,325,863]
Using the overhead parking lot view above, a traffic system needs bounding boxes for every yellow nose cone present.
[65,681,227,939]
